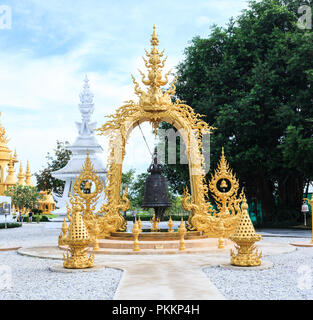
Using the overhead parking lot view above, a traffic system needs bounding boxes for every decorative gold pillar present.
[178,218,187,251]
[132,220,140,252]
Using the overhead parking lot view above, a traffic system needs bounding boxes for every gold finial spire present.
[25,160,33,186]
[17,162,25,185]
[131,25,176,113]
[151,24,159,47]
[4,157,16,186]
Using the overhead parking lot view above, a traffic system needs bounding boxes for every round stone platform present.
[59,237,234,255]
[290,242,313,247]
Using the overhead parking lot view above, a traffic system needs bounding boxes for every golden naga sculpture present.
[63,202,94,269]
[230,197,262,267]
[97,25,215,234]
[58,218,68,246]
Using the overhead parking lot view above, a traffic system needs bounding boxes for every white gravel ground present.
[1,222,313,300]
[0,251,122,300]
[203,237,313,300]
[0,223,122,300]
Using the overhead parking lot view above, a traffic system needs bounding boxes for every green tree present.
[130,172,149,208]
[34,141,72,196]
[121,169,136,193]
[4,184,42,211]
[164,0,313,224]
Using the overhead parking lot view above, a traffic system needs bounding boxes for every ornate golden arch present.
[96,26,219,235]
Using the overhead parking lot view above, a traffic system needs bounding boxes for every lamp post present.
[303,198,313,243]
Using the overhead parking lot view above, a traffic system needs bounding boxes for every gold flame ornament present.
[132,220,141,252]
[178,218,187,251]
[229,197,262,267]
[168,216,174,233]
[209,148,239,215]
[63,202,94,269]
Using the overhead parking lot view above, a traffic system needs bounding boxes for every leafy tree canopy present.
[34,141,72,196]
[164,0,313,224]
[4,184,42,210]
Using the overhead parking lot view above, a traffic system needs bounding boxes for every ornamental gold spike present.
[17,162,25,186]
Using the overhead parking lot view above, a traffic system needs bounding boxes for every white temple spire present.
[51,75,106,216]
[77,75,96,137]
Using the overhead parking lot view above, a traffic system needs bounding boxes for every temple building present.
[51,76,107,215]
[0,113,34,195]
[38,190,56,214]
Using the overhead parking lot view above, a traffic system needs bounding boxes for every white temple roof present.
[52,154,106,180]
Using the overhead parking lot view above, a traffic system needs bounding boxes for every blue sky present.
[0,0,249,181]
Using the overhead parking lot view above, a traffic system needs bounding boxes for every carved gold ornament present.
[63,202,94,269]
[97,26,215,234]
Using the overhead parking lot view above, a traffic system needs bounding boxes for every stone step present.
[97,238,225,250]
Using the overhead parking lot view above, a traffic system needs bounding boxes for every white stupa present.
[52,76,107,215]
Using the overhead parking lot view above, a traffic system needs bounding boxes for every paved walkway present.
[18,240,295,300]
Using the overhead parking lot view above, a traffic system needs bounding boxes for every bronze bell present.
[142,148,171,221]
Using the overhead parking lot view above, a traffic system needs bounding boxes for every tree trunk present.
[278,174,304,223]
[256,174,277,223]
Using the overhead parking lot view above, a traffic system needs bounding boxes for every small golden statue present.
[58,218,68,246]
[150,213,160,232]
[132,220,141,252]
[178,218,187,251]
[230,197,262,267]
[63,202,94,269]
[168,216,174,233]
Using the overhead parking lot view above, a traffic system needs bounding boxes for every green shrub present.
[0,222,22,229]
[22,215,50,223]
